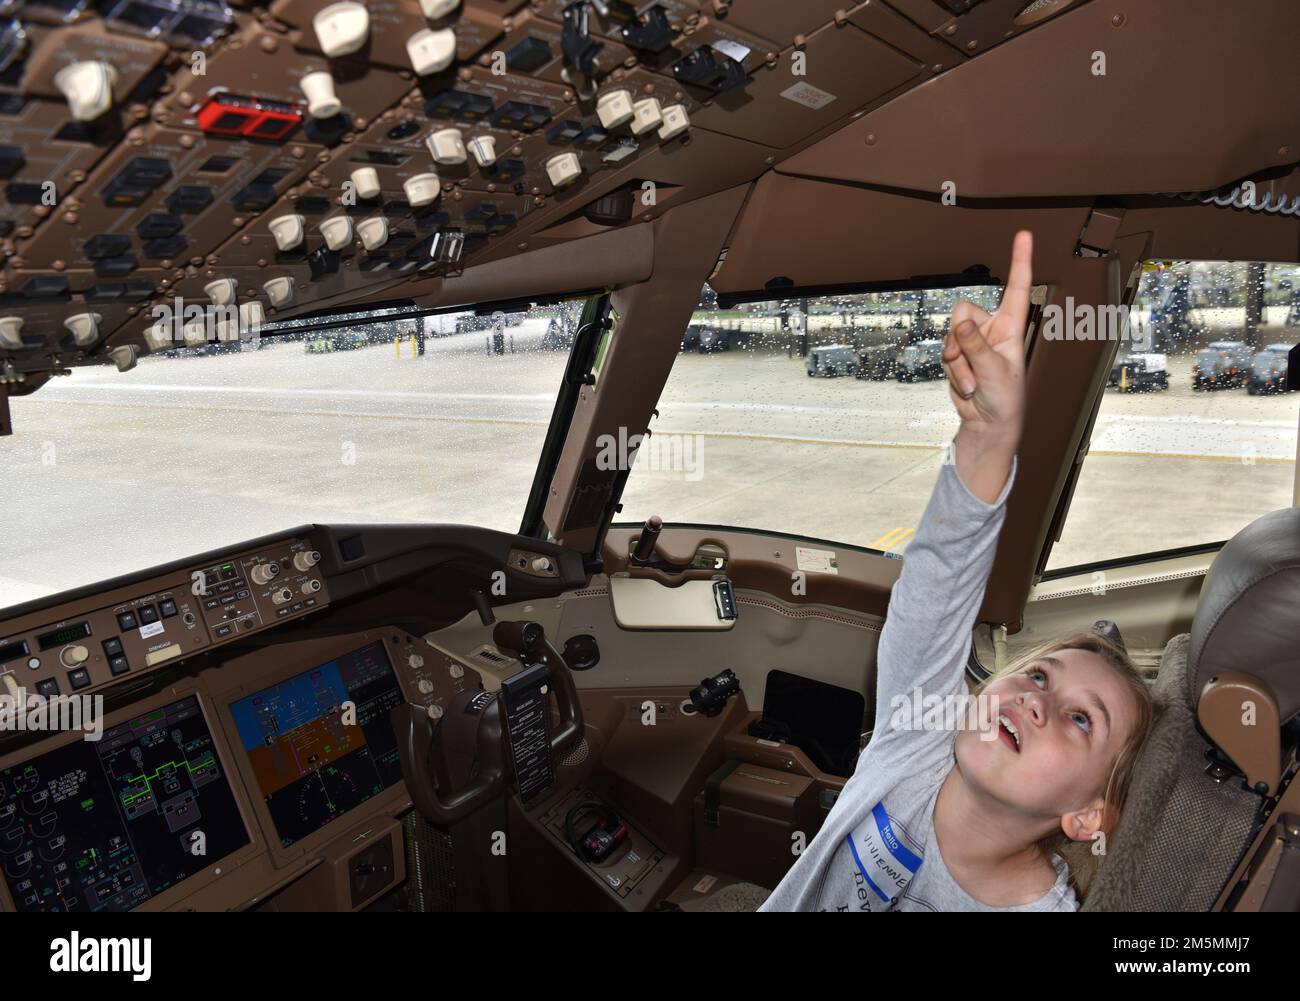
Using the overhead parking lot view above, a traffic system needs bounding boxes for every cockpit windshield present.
[2,302,584,607]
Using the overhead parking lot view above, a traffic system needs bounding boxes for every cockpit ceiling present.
[0,0,1295,392]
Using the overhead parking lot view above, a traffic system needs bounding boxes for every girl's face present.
[954,649,1140,840]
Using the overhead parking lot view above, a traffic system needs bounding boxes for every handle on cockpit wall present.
[391,692,506,826]
[491,620,584,755]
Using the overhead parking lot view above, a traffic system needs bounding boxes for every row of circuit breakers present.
[0,0,756,372]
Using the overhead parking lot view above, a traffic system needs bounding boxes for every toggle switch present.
[313,1,370,58]
[203,277,238,306]
[300,71,342,119]
[544,151,582,190]
[630,96,663,136]
[467,134,496,167]
[263,276,296,307]
[357,216,388,250]
[53,61,118,122]
[403,173,441,207]
[595,88,634,128]
[268,213,306,251]
[108,344,137,372]
[0,316,22,349]
[406,27,456,76]
[419,0,459,17]
[658,103,690,141]
[63,312,102,347]
[350,166,381,200]
[426,127,466,165]
[319,214,354,251]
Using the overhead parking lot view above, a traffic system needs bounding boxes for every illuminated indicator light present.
[196,93,303,141]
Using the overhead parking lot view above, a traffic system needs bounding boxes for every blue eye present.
[1071,711,1092,733]
[1027,668,1046,685]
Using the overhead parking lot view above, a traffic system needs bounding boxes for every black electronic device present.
[0,695,250,912]
[748,670,864,777]
[564,798,627,862]
[228,641,405,848]
[689,668,740,717]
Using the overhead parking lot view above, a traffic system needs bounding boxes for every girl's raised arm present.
[865,231,1032,745]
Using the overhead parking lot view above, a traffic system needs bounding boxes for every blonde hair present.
[973,631,1158,897]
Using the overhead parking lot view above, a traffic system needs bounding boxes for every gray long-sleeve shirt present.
[758,442,1078,912]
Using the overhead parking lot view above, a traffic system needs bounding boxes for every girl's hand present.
[942,230,1033,441]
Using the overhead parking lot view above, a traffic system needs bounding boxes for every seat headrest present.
[1190,506,1300,723]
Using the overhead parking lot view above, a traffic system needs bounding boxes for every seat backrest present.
[1084,506,1300,910]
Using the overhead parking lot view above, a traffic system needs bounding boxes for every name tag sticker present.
[845,801,924,909]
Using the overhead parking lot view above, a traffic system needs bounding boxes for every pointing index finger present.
[999,229,1034,329]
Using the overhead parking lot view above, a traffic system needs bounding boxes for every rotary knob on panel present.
[319,215,354,251]
[299,71,342,119]
[268,214,306,252]
[350,167,382,201]
[250,562,281,585]
[357,217,388,250]
[63,312,102,347]
[313,1,370,58]
[426,127,466,166]
[263,276,296,308]
[467,135,496,168]
[407,28,456,76]
[204,278,238,306]
[596,89,634,129]
[403,173,441,207]
[53,61,118,121]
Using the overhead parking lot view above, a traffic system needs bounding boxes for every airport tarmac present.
[3,323,1295,608]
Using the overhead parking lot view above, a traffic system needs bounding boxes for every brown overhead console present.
[2,0,1143,392]
[779,0,1300,198]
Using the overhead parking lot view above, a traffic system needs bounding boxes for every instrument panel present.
[0,691,252,912]
[0,534,329,700]
[0,625,485,912]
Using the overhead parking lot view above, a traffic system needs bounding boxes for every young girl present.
[760,231,1157,912]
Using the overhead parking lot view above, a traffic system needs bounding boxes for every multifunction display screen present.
[1,696,250,912]
[228,642,405,847]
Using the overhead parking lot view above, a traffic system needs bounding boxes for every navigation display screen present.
[1,696,250,913]
[228,641,405,848]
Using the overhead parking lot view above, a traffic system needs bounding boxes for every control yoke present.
[393,621,582,826]
[491,619,584,754]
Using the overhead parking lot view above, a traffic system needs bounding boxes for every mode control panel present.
[0,536,330,700]
[197,541,328,640]
[0,582,209,700]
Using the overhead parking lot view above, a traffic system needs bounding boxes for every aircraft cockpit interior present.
[0,0,1299,937]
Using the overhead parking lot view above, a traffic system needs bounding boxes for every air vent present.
[469,644,513,669]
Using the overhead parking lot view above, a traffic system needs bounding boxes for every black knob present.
[632,515,662,563]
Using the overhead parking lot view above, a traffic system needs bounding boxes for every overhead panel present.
[688,20,922,149]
